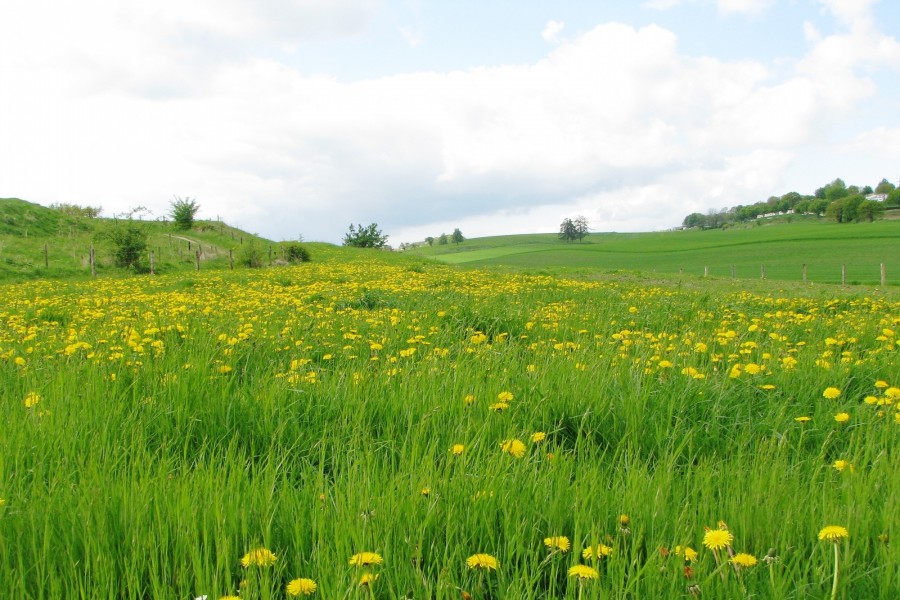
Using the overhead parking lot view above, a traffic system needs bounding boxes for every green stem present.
[831,543,840,600]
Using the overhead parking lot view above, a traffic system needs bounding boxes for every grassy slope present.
[411,219,900,285]
[0,198,279,281]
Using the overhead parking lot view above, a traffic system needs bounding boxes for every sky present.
[1,0,899,245]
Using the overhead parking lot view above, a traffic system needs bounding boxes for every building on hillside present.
[866,193,888,202]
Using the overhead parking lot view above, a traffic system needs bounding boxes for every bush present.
[236,239,264,268]
[170,197,200,231]
[284,243,311,263]
[97,222,148,270]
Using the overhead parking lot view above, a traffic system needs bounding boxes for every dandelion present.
[543,536,570,553]
[832,460,853,473]
[286,578,317,596]
[582,544,613,560]
[730,553,757,567]
[819,526,848,600]
[358,573,379,586]
[886,387,900,399]
[683,547,698,562]
[567,564,599,579]
[531,431,547,443]
[794,416,811,423]
[822,387,841,399]
[500,439,526,458]
[466,554,499,570]
[497,391,514,402]
[349,552,383,566]
[874,380,889,389]
[24,392,41,408]
[421,487,430,496]
[464,394,476,405]
[834,412,850,423]
[240,547,277,568]
[702,529,733,551]
[451,444,465,455]
[489,402,509,412]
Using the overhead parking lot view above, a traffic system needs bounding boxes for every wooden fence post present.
[150,251,155,275]
[90,245,96,277]
[802,263,807,283]
[704,266,708,277]
[229,249,234,269]
[731,265,735,280]
[43,244,49,269]
[760,265,766,279]
[881,263,886,287]
[195,250,200,271]
[841,264,846,287]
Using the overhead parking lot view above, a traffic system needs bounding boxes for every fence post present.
[881,263,886,287]
[841,264,846,287]
[731,265,735,280]
[195,250,200,271]
[230,249,234,269]
[761,265,766,279]
[802,263,807,283]
[90,245,96,277]
[150,251,155,275]
[43,244,49,269]
[704,266,708,277]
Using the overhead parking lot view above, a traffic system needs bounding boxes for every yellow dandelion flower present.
[582,544,613,560]
[531,431,547,443]
[832,460,853,473]
[451,444,464,455]
[822,387,841,399]
[543,536,570,552]
[358,573,379,586]
[702,529,733,551]
[568,564,599,579]
[497,391,514,402]
[286,578,317,596]
[349,552,383,566]
[619,514,630,527]
[240,547,277,568]
[466,553,499,570]
[421,487,430,496]
[818,525,849,542]
[464,394,476,405]
[886,387,900,399]
[874,380,889,389]
[834,412,850,423]
[730,553,757,567]
[683,547,698,562]
[794,416,811,423]
[864,395,878,405]
[500,439,526,458]
[489,402,509,412]
[24,392,41,408]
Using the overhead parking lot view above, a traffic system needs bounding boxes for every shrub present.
[284,243,311,263]
[236,239,264,268]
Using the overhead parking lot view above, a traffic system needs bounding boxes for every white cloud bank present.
[0,0,898,244]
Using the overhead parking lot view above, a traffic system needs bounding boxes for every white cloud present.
[541,20,565,43]
[642,0,685,10]
[843,127,900,161]
[716,0,775,15]
[819,0,879,29]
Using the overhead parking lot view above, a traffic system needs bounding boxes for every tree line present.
[682,178,899,229]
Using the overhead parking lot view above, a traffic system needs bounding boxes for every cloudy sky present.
[1,0,898,244]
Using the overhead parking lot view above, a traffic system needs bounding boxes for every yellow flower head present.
[358,573,379,586]
[794,416,811,423]
[886,387,900,399]
[702,529,734,551]
[240,547,277,568]
[531,431,547,443]
[730,553,757,567]
[874,380,889,389]
[349,552,383,567]
[822,387,842,399]
[24,392,41,408]
[568,564,599,579]
[619,514,631,527]
[683,547,698,562]
[832,459,853,473]
[489,402,509,412]
[286,578,317,596]
[834,412,850,423]
[451,444,465,455]
[818,525,849,542]
[497,391,514,402]
[543,536,570,552]
[464,394,476,405]
[500,439,526,458]
[582,544,613,560]
[466,553,499,570]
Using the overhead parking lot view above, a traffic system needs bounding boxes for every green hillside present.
[0,198,281,281]
[410,219,900,286]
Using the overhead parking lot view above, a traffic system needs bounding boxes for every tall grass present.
[1,251,897,598]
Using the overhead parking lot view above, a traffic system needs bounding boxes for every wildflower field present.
[1,247,898,599]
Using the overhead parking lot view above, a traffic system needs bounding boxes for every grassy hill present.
[410,219,900,286]
[0,198,281,281]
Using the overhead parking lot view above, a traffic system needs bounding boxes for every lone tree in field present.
[559,218,577,242]
[343,223,389,248]
[573,215,589,242]
[451,228,465,244]
[170,197,200,231]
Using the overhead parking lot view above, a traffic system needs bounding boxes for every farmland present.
[1,244,898,599]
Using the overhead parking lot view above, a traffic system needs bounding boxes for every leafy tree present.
[682,213,706,228]
[170,197,200,231]
[50,203,102,218]
[842,195,864,222]
[824,178,849,202]
[886,188,900,207]
[451,228,464,245]
[283,242,311,263]
[825,199,845,222]
[343,223,389,248]
[857,200,885,222]
[438,233,449,245]
[97,222,148,270]
[559,218,577,242]
[425,236,434,247]
[573,216,589,241]
[809,199,830,215]
[861,185,874,195]
[874,179,896,194]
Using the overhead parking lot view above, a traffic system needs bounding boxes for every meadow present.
[1,245,898,599]
[414,220,900,286]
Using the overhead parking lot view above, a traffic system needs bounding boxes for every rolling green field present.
[1,243,898,598]
[412,220,900,286]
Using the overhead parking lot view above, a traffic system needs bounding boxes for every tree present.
[874,178,896,195]
[50,203,102,218]
[682,213,706,228]
[283,242,311,263]
[170,197,200,231]
[857,200,885,222]
[343,223,389,248]
[438,233,449,245]
[98,222,148,270]
[451,228,464,245]
[559,218,577,242]
[425,236,434,247]
[825,199,845,222]
[573,216,589,242]
[887,188,900,207]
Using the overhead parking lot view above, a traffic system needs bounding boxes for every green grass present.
[1,247,898,598]
[411,219,900,285]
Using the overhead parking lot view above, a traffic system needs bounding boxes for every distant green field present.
[412,220,900,286]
